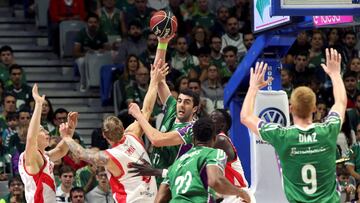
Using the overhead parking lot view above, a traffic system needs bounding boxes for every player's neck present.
[293,115,313,128]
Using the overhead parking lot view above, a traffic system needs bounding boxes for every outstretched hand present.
[128,159,163,177]
[151,59,169,83]
[158,33,176,44]
[128,103,142,119]
[67,112,78,136]
[249,62,272,90]
[32,84,45,104]
[321,48,341,76]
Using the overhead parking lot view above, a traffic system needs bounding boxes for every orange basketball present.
[150,10,177,38]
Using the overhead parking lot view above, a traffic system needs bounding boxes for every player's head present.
[176,89,199,122]
[210,109,232,134]
[102,116,124,145]
[290,86,316,119]
[38,125,50,150]
[192,117,216,146]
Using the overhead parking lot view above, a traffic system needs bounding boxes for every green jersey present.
[99,8,122,36]
[150,96,193,185]
[258,111,341,203]
[346,142,360,173]
[163,146,227,203]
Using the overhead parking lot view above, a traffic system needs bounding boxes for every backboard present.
[271,0,360,16]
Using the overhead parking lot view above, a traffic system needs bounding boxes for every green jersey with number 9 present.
[258,111,341,203]
[162,146,227,202]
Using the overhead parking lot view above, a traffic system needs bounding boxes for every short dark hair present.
[344,30,356,38]
[86,12,99,22]
[128,19,142,29]
[0,45,13,54]
[70,187,84,199]
[215,109,232,132]
[59,165,74,176]
[54,108,69,116]
[179,89,200,107]
[343,70,357,80]
[210,34,221,42]
[6,112,18,121]
[188,78,201,86]
[8,175,23,188]
[222,45,237,55]
[9,64,22,74]
[193,117,215,142]
[3,93,16,104]
[295,50,309,59]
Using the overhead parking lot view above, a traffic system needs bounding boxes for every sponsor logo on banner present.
[259,107,286,126]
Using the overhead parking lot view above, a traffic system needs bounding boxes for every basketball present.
[150,10,177,38]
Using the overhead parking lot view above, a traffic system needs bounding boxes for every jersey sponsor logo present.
[259,107,286,126]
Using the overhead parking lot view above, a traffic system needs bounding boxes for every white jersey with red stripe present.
[18,151,56,203]
[218,132,248,188]
[104,134,157,203]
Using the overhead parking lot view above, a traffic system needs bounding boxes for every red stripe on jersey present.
[225,163,247,187]
[103,150,125,178]
[109,175,127,203]
[33,172,56,203]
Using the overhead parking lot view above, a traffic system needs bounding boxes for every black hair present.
[193,117,215,142]
[222,45,237,55]
[128,19,143,29]
[9,64,22,74]
[179,89,200,107]
[295,50,309,58]
[70,187,84,199]
[54,108,69,116]
[8,175,23,187]
[210,34,221,42]
[86,12,99,22]
[0,45,13,54]
[343,30,356,38]
[3,93,16,104]
[188,78,201,86]
[6,112,18,121]
[343,70,357,80]
[215,109,232,132]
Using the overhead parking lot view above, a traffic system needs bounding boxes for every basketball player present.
[19,84,79,203]
[240,48,346,202]
[155,117,251,203]
[129,109,254,202]
[61,52,170,202]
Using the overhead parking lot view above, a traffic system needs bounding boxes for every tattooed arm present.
[62,137,109,166]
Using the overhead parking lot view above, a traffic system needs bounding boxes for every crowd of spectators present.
[0,0,360,202]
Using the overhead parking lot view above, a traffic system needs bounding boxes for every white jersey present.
[218,133,248,188]
[18,151,56,203]
[104,134,157,203]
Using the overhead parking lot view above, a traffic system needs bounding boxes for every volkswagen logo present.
[259,107,287,126]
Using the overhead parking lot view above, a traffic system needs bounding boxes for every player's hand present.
[128,159,163,177]
[151,61,169,83]
[321,48,341,77]
[158,33,176,44]
[238,188,251,203]
[249,62,272,90]
[67,112,78,137]
[59,122,72,138]
[128,103,142,119]
[32,84,45,104]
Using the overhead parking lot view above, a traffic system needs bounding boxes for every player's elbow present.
[207,176,223,190]
[240,114,250,126]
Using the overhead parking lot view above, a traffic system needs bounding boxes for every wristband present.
[157,42,168,50]
[162,169,168,178]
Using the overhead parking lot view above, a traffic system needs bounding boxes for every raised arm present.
[125,59,169,138]
[207,165,250,202]
[240,62,272,136]
[321,48,347,122]
[128,103,184,147]
[155,35,174,104]
[47,112,78,162]
[24,84,45,174]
